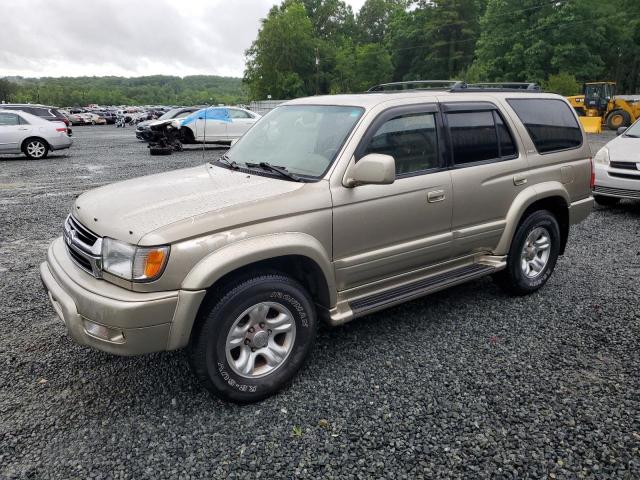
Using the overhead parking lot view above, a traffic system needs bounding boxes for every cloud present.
[0,0,366,78]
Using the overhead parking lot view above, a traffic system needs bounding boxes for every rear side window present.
[363,112,439,176]
[508,99,582,153]
[445,110,517,165]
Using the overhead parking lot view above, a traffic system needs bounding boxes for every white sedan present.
[178,106,260,144]
[0,109,72,159]
[593,119,640,205]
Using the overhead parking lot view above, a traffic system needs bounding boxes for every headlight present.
[593,147,610,165]
[102,238,169,281]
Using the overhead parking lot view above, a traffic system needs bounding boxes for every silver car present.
[0,109,72,159]
[593,119,640,205]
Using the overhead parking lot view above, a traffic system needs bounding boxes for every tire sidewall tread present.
[496,209,561,295]
[189,274,317,403]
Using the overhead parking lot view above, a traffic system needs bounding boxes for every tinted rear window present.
[508,98,582,153]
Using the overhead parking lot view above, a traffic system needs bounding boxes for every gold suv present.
[41,84,594,402]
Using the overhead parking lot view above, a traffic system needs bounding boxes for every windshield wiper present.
[623,133,640,138]
[245,162,302,182]
[216,153,240,169]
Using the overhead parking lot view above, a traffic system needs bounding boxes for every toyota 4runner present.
[41,85,594,402]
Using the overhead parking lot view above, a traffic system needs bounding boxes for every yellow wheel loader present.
[567,82,640,133]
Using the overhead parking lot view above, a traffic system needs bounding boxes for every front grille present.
[610,161,638,171]
[67,215,99,246]
[594,185,640,199]
[63,215,103,277]
[609,171,640,181]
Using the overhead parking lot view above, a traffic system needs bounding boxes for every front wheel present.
[188,274,317,403]
[493,210,560,296]
[24,139,49,159]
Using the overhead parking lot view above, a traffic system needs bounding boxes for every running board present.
[349,264,495,317]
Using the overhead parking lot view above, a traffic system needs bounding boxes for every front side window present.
[227,105,364,178]
[508,98,582,153]
[362,112,439,175]
[0,113,20,126]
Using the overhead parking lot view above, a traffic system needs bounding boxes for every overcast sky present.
[0,0,367,79]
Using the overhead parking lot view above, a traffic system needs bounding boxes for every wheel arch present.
[182,233,336,309]
[21,136,50,152]
[495,184,570,256]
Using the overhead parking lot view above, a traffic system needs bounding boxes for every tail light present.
[56,127,67,133]
[589,158,595,190]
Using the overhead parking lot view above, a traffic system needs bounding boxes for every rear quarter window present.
[507,98,582,154]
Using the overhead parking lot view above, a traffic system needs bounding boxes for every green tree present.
[244,1,317,99]
[357,0,407,43]
[0,78,17,102]
[387,0,485,81]
[543,72,580,96]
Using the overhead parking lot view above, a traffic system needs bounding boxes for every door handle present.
[427,190,446,203]
[513,175,528,186]
[18,127,29,130]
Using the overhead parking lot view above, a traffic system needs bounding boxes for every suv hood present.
[73,164,306,244]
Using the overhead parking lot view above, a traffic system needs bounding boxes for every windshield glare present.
[159,108,182,120]
[226,105,364,178]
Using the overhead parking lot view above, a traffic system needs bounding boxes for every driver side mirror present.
[345,153,395,187]
[617,126,627,136]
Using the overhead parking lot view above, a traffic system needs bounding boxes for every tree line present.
[0,75,245,107]
[244,0,640,99]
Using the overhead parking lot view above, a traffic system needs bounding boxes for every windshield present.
[159,108,185,120]
[624,118,640,137]
[226,105,364,178]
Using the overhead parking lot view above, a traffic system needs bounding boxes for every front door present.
[331,104,453,290]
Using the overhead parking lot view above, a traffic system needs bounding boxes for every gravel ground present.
[1,127,638,479]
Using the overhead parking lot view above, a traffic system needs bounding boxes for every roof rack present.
[367,80,465,92]
[367,80,542,93]
[460,82,541,91]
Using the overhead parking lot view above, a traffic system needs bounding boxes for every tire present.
[149,146,172,156]
[606,110,631,130]
[23,138,49,159]
[594,195,621,206]
[188,273,317,403]
[493,210,561,296]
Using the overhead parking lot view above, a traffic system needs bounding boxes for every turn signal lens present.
[133,247,169,280]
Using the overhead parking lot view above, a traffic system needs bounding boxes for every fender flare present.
[494,182,570,255]
[181,232,336,305]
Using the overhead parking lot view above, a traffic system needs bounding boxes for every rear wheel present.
[23,138,49,159]
[493,210,560,296]
[606,110,631,130]
[188,273,317,403]
[594,195,621,206]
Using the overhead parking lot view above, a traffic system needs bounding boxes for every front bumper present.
[40,237,205,356]
[594,163,640,199]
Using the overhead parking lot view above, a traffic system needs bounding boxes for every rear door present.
[442,102,527,257]
[0,112,29,152]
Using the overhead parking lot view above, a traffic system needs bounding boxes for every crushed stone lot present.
[0,127,639,479]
